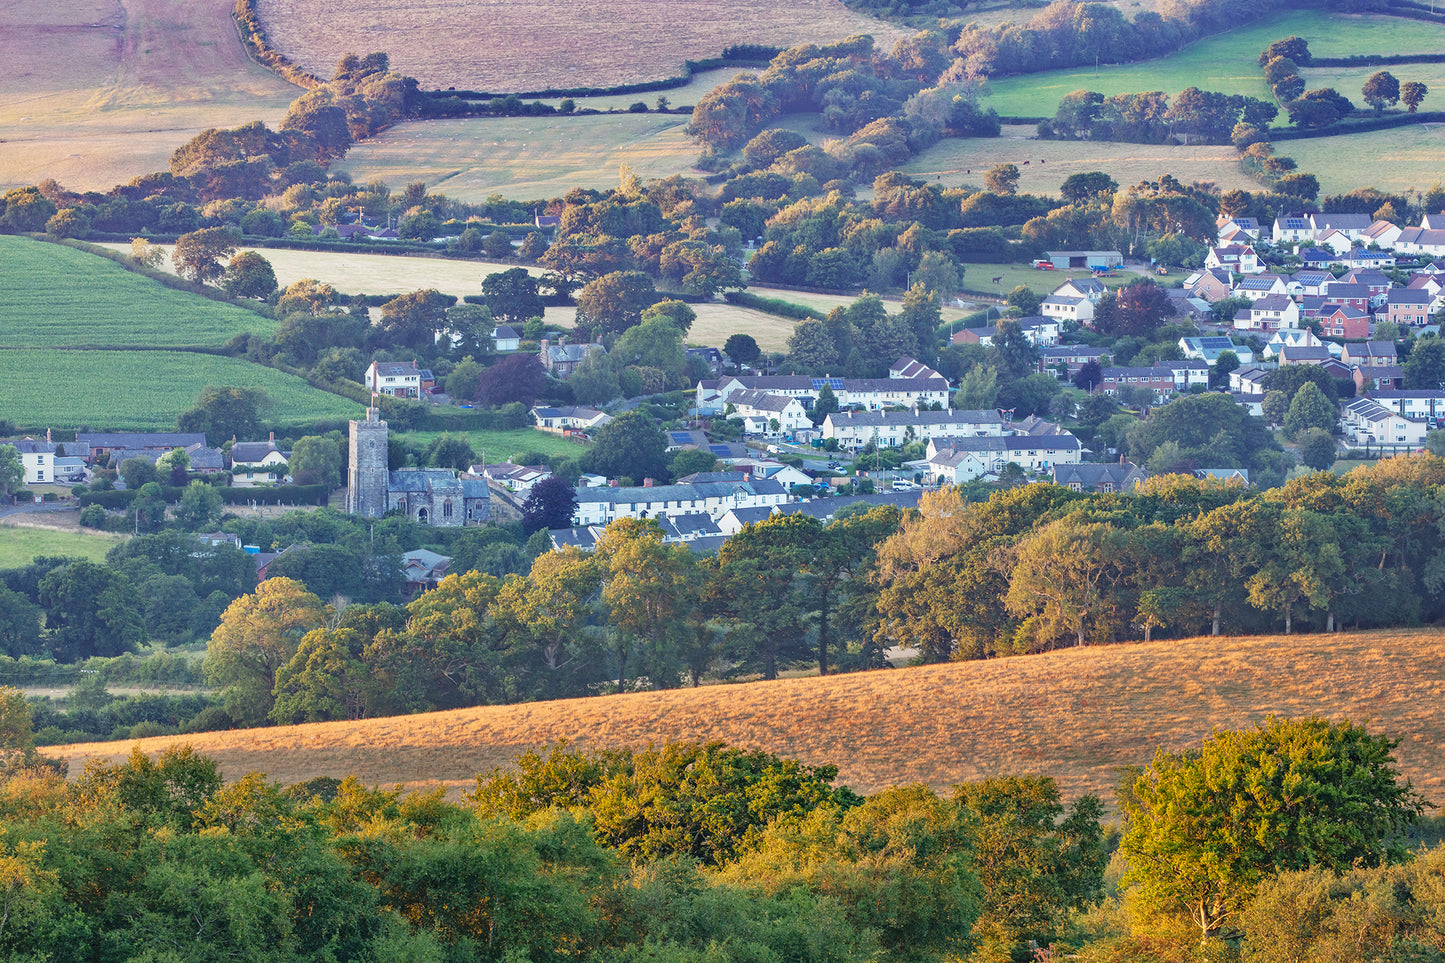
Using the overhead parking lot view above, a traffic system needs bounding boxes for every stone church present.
[347,407,491,526]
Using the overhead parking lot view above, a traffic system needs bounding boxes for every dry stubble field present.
[53,628,1445,807]
[0,0,301,191]
[254,0,907,93]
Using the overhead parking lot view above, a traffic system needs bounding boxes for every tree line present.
[0,708,1437,963]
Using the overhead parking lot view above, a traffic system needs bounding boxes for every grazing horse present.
[991,275,1004,284]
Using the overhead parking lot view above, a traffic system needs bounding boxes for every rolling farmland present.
[0,237,277,347]
[52,628,1445,806]
[0,349,362,430]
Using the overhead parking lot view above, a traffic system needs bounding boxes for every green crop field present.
[0,237,278,348]
[982,12,1445,118]
[0,524,126,568]
[399,428,588,462]
[335,115,703,202]
[0,349,362,431]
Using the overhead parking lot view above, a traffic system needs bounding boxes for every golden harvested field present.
[903,126,1261,196]
[0,0,301,192]
[54,628,1445,806]
[253,0,906,93]
[336,115,706,201]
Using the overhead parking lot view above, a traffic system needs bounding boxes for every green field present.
[335,115,702,202]
[0,349,363,431]
[1284,124,1445,195]
[399,428,589,462]
[0,237,277,347]
[0,524,126,568]
[982,12,1445,117]
[903,127,1259,195]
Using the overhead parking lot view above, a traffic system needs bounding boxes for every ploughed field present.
[53,628,1445,806]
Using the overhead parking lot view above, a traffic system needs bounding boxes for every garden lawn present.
[982,11,1445,118]
[0,237,277,347]
[399,427,588,462]
[0,524,126,567]
[0,349,362,431]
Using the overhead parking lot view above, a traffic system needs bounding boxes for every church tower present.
[347,407,389,517]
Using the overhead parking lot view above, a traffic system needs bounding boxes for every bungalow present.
[1186,267,1233,302]
[230,439,289,487]
[1052,462,1147,493]
[1384,288,1434,326]
[1341,397,1428,450]
[531,405,612,433]
[1344,249,1396,271]
[492,325,521,351]
[365,360,422,399]
[474,462,552,494]
[1179,336,1254,366]
[1319,305,1370,340]
[822,408,1005,450]
[1296,247,1339,269]
[1205,244,1261,274]
[663,429,711,452]
[952,315,1060,347]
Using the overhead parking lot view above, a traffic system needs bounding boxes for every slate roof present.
[1052,462,1146,491]
[576,479,787,505]
[77,432,207,450]
[372,361,420,378]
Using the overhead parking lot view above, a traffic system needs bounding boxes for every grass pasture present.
[536,68,758,112]
[0,237,277,348]
[399,427,588,463]
[0,522,126,568]
[0,349,362,431]
[253,0,905,93]
[50,628,1445,804]
[981,12,1445,118]
[1283,123,1445,196]
[0,0,300,192]
[336,115,705,201]
[904,127,1259,195]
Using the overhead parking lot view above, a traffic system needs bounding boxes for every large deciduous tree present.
[173,227,241,285]
[178,386,270,446]
[1119,716,1424,941]
[222,250,278,300]
[574,270,658,339]
[581,410,668,483]
[521,476,578,533]
[205,577,328,726]
[481,267,546,325]
[38,560,145,661]
[378,289,451,351]
[1362,70,1400,113]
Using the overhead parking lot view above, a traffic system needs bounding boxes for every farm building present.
[1038,250,1123,270]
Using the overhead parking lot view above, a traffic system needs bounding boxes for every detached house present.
[539,338,605,378]
[1206,244,1261,274]
[0,439,57,485]
[230,438,288,487]
[1319,305,1370,340]
[365,361,422,399]
[1233,294,1299,333]
[728,390,811,435]
[1052,462,1147,493]
[1234,274,1289,301]
[1186,267,1233,302]
[1384,288,1433,326]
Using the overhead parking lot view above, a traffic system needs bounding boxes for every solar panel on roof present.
[810,377,844,389]
[708,445,732,457]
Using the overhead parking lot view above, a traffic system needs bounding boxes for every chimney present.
[643,477,654,487]
[46,428,51,442]
[609,479,618,487]
[269,431,274,442]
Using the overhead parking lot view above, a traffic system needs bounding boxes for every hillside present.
[0,0,300,191]
[253,0,908,92]
[53,628,1445,806]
